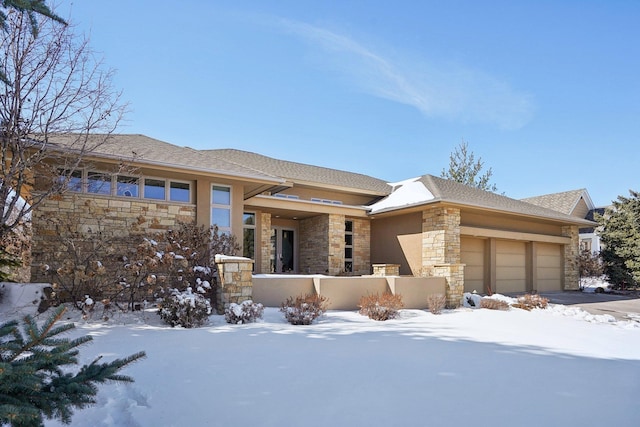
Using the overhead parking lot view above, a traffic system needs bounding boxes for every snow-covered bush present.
[280,293,328,325]
[511,294,549,311]
[225,300,264,324]
[358,292,403,321]
[158,287,211,328]
[426,293,446,315]
[462,292,483,308]
[479,298,510,311]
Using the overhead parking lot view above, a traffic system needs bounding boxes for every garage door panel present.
[536,243,562,292]
[496,241,526,293]
[461,237,485,293]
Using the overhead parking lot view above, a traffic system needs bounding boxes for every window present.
[87,172,111,195]
[345,220,353,273]
[212,185,231,233]
[170,181,190,202]
[243,212,256,260]
[117,176,139,197]
[58,169,83,192]
[144,179,166,200]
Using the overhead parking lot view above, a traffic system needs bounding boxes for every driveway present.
[538,291,640,322]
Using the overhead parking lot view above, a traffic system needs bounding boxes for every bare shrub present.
[479,298,510,311]
[158,287,211,328]
[225,300,264,324]
[511,294,549,311]
[280,293,328,325]
[358,292,404,321]
[426,293,446,315]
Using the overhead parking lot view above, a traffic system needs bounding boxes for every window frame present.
[211,184,232,234]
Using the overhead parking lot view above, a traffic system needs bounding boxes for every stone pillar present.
[372,264,400,276]
[422,207,463,307]
[328,214,345,275]
[562,225,580,290]
[433,264,465,308]
[259,212,271,274]
[352,218,371,275]
[214,255,254,314]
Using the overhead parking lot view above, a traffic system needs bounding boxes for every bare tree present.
[441,140,498,192]
[0,7,126,241]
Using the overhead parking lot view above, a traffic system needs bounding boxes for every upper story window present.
[212,185,231,233]
[57,168,192,203]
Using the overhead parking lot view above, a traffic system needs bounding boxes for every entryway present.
[270,227,295,273]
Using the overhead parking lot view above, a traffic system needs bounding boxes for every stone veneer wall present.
[562,225,580,290]
[31,193,196,282]
[351,218,371,275]
[259,212,271,274]
[214,255,254,314]
[0,220,32,283]
[299,215,329,274]
[328,214,345,275]
[422,207,464,308]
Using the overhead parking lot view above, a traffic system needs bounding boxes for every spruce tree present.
[598,190,640,288]
[441,140,499,192]
[0,306,145,426]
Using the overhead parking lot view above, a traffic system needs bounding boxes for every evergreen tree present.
[441,140,498,192]
[0,306,145,426]
[598,190,640,288]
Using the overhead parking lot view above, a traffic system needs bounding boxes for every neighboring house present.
[521,189,607,254]
[25,134,594,305]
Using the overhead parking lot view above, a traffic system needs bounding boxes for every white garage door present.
[536,243,563,292]
[495,240,527,293]
[461,237,485,293]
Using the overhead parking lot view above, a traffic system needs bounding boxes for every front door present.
[270,227,295,273]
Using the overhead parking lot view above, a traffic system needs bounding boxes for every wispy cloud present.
[275,18,535,130]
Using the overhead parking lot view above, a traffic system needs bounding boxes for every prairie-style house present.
[25,134,594,306]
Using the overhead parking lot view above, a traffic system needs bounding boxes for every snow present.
[369,177,435,214]
[1,288,638,427]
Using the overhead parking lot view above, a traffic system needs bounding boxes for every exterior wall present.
[274,187,379,206]
[1,220,32,283]
[214,256,254,313]
[31,193,196,282]
[370,211,422,275]
[462,211,563,236]
[571,198,590,219]
[328,214,346,275]
[562,225,580,290]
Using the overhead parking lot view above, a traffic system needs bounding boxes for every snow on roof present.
[368,177,435,214]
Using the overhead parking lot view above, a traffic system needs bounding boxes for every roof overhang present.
[246,194,371,219]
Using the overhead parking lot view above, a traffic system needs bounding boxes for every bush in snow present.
[280,293,328,325]
[158,287,211,328]
[479,298,510,311]
[511,294,549,311]
[225,300,264,324]
[358,292,403,321]
[426,293,447,315]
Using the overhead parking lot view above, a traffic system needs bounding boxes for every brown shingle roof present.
[520,189,588,216]
[204,149,391,195]
[48,134,283,183]
[418,175,594,225]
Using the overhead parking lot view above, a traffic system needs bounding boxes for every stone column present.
[259,212,271,274]
[372,264,400,276]
[214,255,254,314]
[328,214,345,275]
[422,207,464,308]
[562,225,580,290]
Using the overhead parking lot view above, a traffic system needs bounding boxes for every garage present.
[535,243,563,292]
[461,237,485,293]
[495,240,527,293]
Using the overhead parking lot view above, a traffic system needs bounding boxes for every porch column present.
[422,207,464,308]
[259,212,271,274]
[214,255,254,314]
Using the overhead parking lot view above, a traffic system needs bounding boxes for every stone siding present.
[352,218,371,275]
[562,225,580,290]
[328,214,345,275]
[259,212,272,274]
[31,193,196,282]
[299,215,329,274]
[214,255,254,314]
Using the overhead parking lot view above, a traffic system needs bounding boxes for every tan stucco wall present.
[274,187,379,206]
[462,211,563,236]
[370,211,422,275]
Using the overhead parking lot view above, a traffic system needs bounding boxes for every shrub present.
[358,292,403,321]
[280,293,328,325]
[225,300,264,324]
[158,287,211,328]
[426,293,446,315]
[479,298,510,311]
[511,293,549,311]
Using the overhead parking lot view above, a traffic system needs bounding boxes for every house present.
[521,189,607,253]
[26,134,594,306]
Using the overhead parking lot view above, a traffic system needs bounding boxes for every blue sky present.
[59,0,638,207]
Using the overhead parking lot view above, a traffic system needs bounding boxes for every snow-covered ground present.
[2,287,639,427]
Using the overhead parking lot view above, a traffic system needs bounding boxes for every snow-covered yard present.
[2,287,639,427]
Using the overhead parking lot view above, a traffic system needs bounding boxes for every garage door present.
[461,237,485,293]
[495,240,526,293]
[536,243,562,291]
